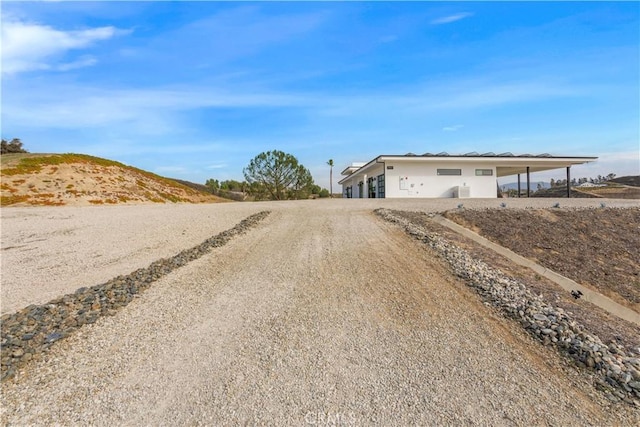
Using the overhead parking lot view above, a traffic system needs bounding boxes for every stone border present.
[375,208,640,406]
[1,211,270,381]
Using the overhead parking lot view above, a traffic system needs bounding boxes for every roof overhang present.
[340,162,366,176]
[339,154,597,183]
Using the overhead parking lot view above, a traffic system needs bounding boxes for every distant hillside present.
[171,179,248,201]
[531,186,600,198]
[0,153,227,206]
[609,175,640,187]
[171,178,215,195]
[532,177,640,199]
[500,181,550,191]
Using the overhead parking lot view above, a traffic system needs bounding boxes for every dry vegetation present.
[0,153,226,206]
[443,208,640,309]
[533,177,640,199]
[394,209,640,354]
[578,185,640,199]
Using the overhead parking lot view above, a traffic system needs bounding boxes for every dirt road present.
[2,201,637,425]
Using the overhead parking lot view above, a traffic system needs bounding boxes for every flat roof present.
[339,153,597,183]
[340,162,366,176]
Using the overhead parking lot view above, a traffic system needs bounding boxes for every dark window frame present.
[367,176,376,198]
[377,174,385,198]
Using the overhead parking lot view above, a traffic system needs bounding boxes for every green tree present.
[327,159,334,198]
[1,138,28,154]
[288,164,314,200]
[220,180,245,192]
[243,150,314,200]
[205,179,220,193]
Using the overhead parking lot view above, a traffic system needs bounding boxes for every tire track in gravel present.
[1,204,636,425]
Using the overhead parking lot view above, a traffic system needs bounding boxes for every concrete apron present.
[431,215,640,326]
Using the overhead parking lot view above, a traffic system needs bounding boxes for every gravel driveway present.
[2,199,639,425]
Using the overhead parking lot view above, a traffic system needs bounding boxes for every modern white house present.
[339,152,597,199]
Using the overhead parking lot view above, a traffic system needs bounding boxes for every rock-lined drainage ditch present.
[375,208,640,406]
[0,211,270,381]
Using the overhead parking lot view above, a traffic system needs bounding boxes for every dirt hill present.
[609,175,640,187]
[0,153,227,207]
[533,178,640,199]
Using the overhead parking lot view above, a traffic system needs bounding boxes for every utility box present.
[453,186,471,198]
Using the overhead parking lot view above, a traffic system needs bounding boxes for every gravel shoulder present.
[1,203,266,313]
[2,199,639,425]
[392,210,640,355]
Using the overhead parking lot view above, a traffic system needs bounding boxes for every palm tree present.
[327,159,334,198]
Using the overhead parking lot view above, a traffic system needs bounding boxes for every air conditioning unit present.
[453,186,471,198]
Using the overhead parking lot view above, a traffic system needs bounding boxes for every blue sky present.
[2,1,639,189]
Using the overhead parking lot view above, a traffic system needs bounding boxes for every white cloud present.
[207,163,228,170]
[56,55,98,71]
[2,75,588,142]
[1,19,124,74]
[2,82,310,134]
[314,77,584,119]
[431,12,474,25]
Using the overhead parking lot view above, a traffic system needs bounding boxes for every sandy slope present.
[2,199,639,424]
[0,154,224,206]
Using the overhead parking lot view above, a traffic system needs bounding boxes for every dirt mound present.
[0,153,227,206]
[444,208,640,311]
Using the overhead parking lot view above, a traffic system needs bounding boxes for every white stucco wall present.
[340,164,384,198]
[341,155,594,198]
[386,162,498,198]
[384,161,497,198]
[340,175,362,198]
[341,160,498,198]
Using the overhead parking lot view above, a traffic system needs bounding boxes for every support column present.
[363,174,368,199]
[526,167,531,197]
[566,166,571,198]
[517,174,521,198]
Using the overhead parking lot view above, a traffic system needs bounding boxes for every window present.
[377,174,385,198]
[367,177,376,198]
[475,169,493,176]
[437,169,462,176]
